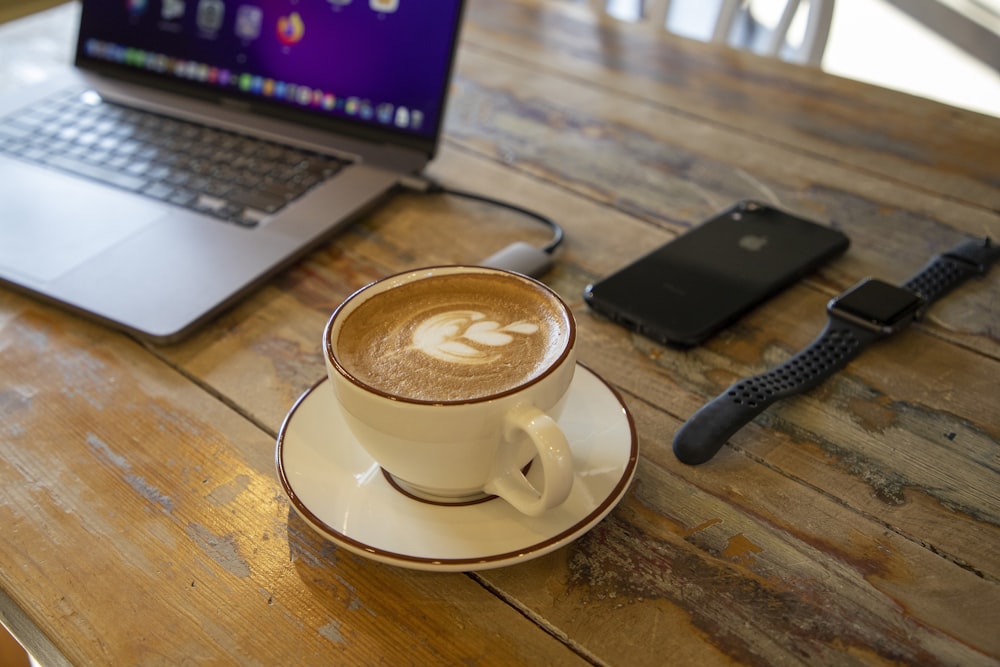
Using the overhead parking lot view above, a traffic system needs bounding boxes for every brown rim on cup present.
[324,265,577,405]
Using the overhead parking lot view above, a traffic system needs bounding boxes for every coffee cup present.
[323,265,577,517]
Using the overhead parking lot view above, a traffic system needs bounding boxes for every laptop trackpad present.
[0,159,164,284]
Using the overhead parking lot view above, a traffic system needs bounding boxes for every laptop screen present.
[74,1,465,150]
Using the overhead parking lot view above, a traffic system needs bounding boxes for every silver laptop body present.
[0,0,465,342]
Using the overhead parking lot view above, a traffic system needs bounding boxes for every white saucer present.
[275,365,638,572]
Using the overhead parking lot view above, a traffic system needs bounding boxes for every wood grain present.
[1,2,998,665]
[0,292,590,666]
[463,0,1000,211]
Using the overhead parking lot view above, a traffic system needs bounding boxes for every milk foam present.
[334,272,569,402]
[410,310,540,364]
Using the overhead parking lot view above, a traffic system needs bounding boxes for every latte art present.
[334,272,570,402]
[411,311,540,364]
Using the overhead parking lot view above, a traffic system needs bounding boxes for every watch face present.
[831,279,923,326]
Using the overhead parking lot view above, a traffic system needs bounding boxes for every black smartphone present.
[583,201,850,347]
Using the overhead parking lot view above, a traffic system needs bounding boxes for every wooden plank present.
[443,32,1000,240]
[480,398,1000,664]
[0,292,589,666]
[460,0,1000,211]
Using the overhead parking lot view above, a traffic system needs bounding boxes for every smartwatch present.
[673,237,1000,465]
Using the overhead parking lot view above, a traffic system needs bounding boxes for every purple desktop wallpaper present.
[76,0,464,142]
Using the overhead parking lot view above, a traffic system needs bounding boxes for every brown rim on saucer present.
[274,364,638,570]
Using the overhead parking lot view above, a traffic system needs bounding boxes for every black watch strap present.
[904,237,1000,304]
[673,318,879,464]
[673,237,999,465]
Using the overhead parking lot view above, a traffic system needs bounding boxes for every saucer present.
[275,365,638,572]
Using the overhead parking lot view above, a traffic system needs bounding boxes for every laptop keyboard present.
[0,90,347,227]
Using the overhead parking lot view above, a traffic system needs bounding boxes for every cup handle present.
[483,404,574,517]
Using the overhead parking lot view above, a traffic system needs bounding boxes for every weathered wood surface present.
[2,2,998,665]
[0,293,591,667]
[464,0,1000,213]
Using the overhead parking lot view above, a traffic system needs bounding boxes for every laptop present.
[0,0,466,343]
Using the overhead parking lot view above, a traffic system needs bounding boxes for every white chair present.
[589,0,835,67]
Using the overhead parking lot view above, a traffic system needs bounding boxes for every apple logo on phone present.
[739,234,768,252]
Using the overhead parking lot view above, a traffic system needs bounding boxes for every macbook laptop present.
[0,0,466,343]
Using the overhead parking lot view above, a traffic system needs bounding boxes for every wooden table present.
[2,2,998,665]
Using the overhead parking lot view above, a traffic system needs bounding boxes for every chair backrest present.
[588,0,835,67]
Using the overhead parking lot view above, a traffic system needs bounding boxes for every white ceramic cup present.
[323,265,577,517]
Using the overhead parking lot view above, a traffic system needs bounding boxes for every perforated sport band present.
[903,238,999,303]
[672,319,879,465]
[672,237,999,465]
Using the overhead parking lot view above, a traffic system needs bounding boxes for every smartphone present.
[583,201,850,347]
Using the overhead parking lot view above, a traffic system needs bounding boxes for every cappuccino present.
[334,272,571,402]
